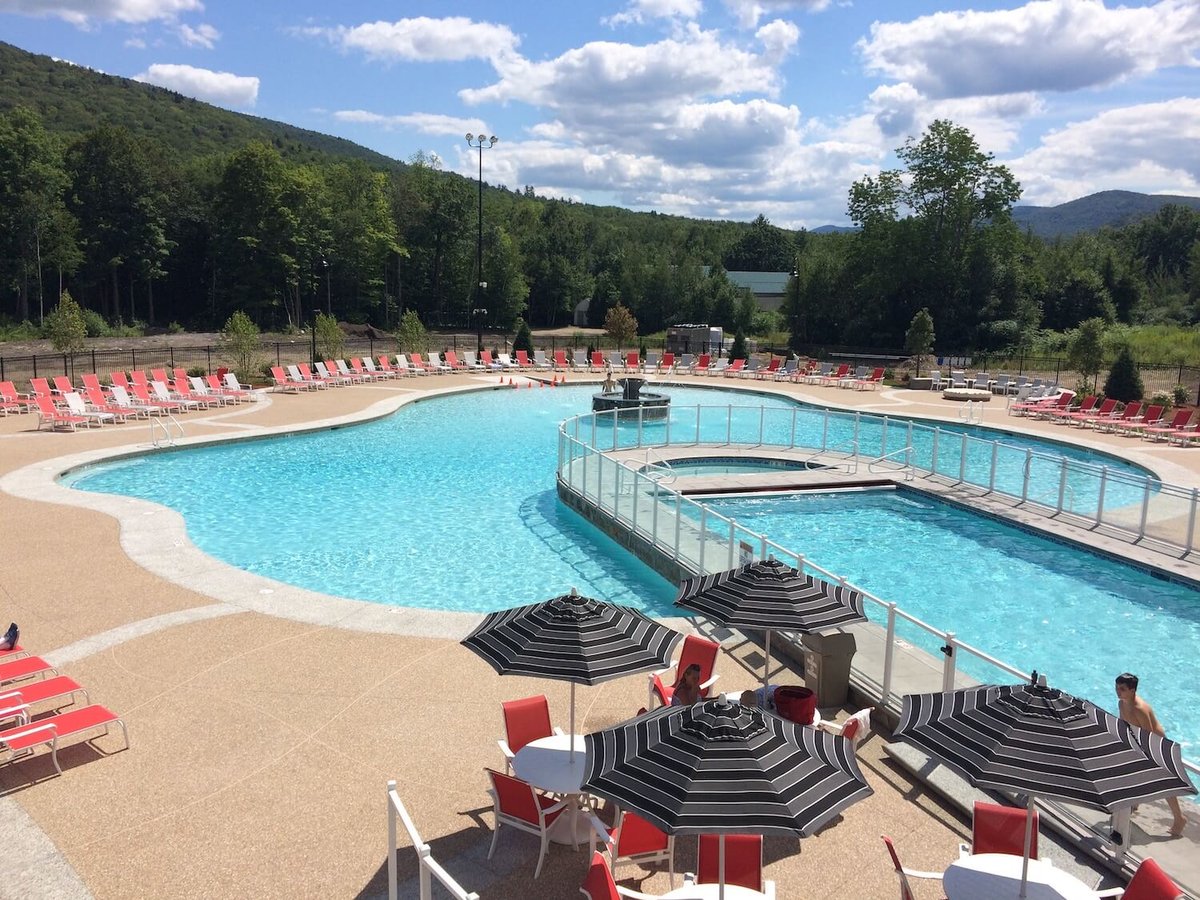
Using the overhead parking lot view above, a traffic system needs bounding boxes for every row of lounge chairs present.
[0,642,128,774]
[1011,392,1200,444]
[2,370,258,431]
[929,371,1053,395]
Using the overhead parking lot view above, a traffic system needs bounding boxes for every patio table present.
[661,884,768,899]
[512,733,593,845]
[943,853,1096,900]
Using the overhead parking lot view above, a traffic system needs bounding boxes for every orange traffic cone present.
[508,377,514,385]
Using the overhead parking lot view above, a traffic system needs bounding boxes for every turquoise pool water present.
[698,491,1200,756]
[657,457,814,476]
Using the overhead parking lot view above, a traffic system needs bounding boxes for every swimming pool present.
[695,490,1200,755]
[655,457,815,477]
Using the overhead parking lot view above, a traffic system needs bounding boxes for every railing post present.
[853,412,860,456]
[759,533,767,559]
[941,633,957,692]
[612,410,619,451]
[631,470,640,536]
[698,506,707,573]
[652,481,659,548]
[591,413,597,449]
[932,427,940,474]
[758,406,765,447]
[1138,476,1152,540]
[673,491,682,561]
[790,407,797,449]
[637,405,644,447]
[726,405,732,445]
[988,442,998,492]
[695,405,701,445]
[881,603,897,708]
[1057,459,1068,513]
[1022,450,1032,502]
[958,433,968,483]
[1096,467,1108,526]
[598,450,605,510]
[581,448,589,501]
[387,781,398,900]
[728,519,736,569]
[880,416,888,459]
[1187,488,1198,554]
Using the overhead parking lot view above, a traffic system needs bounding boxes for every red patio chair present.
[553,349,569,370]
[591,350,606,371]
[0,381,35,414]
[660,352,675,372]
[649,635,720,708]
[579,850,660,900]
[514,350,532,369]
[604,809,675,886]
[694,834,771,895]
[1116,404,1163,436]
[625,351,639,372]
[0,703,128,774]
[498,694,562,771]
[692,353,711,374]
[1144,409,1192,442]
[881,835,944,900]
[34,395,90,431]
[961,800,1038,858]
[485,768,569,879]
[1095,856,1184,899]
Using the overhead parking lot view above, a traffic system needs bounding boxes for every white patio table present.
[512,733,593,845]
[943,853,1096,900]
[660,884,768,899]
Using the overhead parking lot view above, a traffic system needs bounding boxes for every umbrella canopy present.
[582,698,873,836]
[461,589,684,752]
[894,677,1196,898]
[675,557,867,690]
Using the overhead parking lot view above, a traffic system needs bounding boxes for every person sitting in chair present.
[671,663,703,706]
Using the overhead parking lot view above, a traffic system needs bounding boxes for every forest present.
[1,91,1198,362]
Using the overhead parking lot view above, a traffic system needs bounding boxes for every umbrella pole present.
[570,682,577,764]
[720,834,726,900]
[763,630,772,695]
[1019,797,1036,899]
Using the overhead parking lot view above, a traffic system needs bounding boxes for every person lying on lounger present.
[0,622,18,651]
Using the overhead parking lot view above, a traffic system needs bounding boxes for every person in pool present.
[671,663,703,706]
[601,366,617,393]
[1115,672,1187,837]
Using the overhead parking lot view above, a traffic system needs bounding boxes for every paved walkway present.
[0,370,1196,898]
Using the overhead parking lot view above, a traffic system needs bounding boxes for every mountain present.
[0,40,400,169]
[1010,190,1200,238]
[810,224,857,234]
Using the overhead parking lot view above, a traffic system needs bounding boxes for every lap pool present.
[64,384,1198,750]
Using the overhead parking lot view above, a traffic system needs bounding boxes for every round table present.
[942,388,991,401]
[660,884,767,899]
[512,734,593,845]
[943,853,1096,900]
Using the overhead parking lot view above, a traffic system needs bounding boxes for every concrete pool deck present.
[0,369,1196,899]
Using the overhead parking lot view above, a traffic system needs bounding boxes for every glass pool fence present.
[556,403,1200,793]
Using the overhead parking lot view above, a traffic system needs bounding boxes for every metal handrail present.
[387,781,478,900]
[149,414,184,448]
[867,445,915,480]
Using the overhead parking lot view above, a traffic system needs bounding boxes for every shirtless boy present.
[1115,672,1187,837]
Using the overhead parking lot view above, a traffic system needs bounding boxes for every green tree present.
[1067,317,1107,392]
[220,310,264,383]
[313,312,344,360]
[722,214,799,271]
[45,289,86,354]
[604,303,638,348]
[324,160,400,323]
[1102,345,1144,403]
[512,318,533,354]
[730,329,748,360]
[395,309,428,353]
[905,308,935,376]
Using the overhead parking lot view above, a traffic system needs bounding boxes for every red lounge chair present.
[375,356,402,378]
[442,350,468,371]
[1069,397,1117,426]
[333,358,370,382]
[84,386,139,421]
[625,351,639,372]
[129,370,151,390]
[0,675,89,720]
[722,358,746,377]
[820,363,851,386]
[485,768,569,879]
[1096,401,1142,433]
[131,382,184,413]
[1013,392,1072,417]
[1144,409,1192,442]
[110,371,133,392]
[498,695,562,772]
[660,352,675,373]
[882,835,943,900]
[29,377,54,399]
[649,635,720,708]
[1169,422,1200,446]
[349,357,379,380]
[590,350,606,371]
[692,353,711,375]
[756,358,782,380]
[553,350,569,370]
[172,377,221,409]
[579,850,660,900]
[52,375,77,396]
[854,367,886,390]
[1116,404,1163,437]
[270,366,306,393]
[313,361,351,386]
[514,350,532,369]
[202,375,246,403]
[962,800,1038,858]
[695,834,770,895]
[0,703,128,774]
[1094,856,1182,899]
[1051,395,1097,422]
[34,395,90,431]
[0,381,34,415]
[0,655,56,685]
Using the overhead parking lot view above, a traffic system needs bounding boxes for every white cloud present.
[1007,98,1200,205]
[299,17,520,64]
[178,22,218,49]
[133,63,258,107]
[124,36,146,49]
[722,0,831,29]
[0,0,201,26]
[859,0,1200,100]
[866,82,1042,152]
[603,0,703,28]
[334,110,489,137]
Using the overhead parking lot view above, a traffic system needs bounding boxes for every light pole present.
[466,132,498,352]
[321,257,331,315]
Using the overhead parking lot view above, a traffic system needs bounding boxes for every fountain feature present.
[592,376,670,419]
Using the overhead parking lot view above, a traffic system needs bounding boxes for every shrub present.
[905,308,935,376]
[46,290,87,355]
[0,318,39,342]
[221,310,265,384]
[512,319,533,354]
[604,304,638,348]
[1151,390,1173,409]
[1101,346,1144,403]
[187,365,207,378]
[395,310,428,353]
[1172,385,1189,406]
[730,330,748,360]
[169,321,186,334]
[313,312,344,360]
[81,308,109,337]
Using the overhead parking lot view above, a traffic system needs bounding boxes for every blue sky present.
[2,0,1198,228]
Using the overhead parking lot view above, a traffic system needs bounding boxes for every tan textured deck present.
[0,369,1196,899]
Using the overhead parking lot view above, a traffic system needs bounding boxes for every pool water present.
[659,457,814,476]
[698,491,1200,755]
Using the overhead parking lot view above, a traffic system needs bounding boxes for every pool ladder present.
[150,414,184,448]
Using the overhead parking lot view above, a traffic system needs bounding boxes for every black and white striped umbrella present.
[895,677,1196,898]
[582,698,873,899]
[461,589,683,752]
[675,557,867,690]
